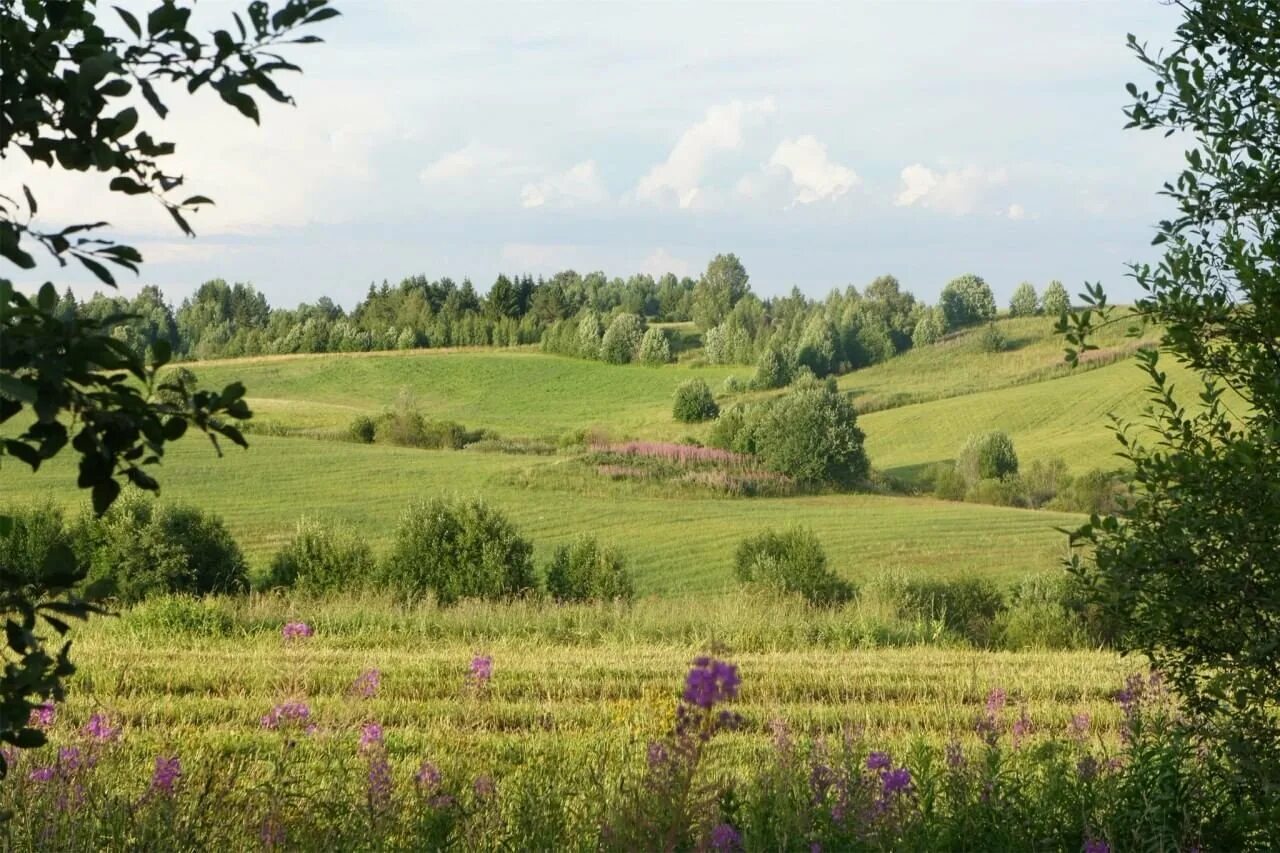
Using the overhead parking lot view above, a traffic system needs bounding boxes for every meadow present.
[8,314,1215,850]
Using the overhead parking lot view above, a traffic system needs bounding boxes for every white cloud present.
[638,247,694,278]
[894,163,1008,215]
[767,136,859,205]
[1006,202,1027,220]
[520,160,608,208]
[419,144,519,184]
[635,97,777,208]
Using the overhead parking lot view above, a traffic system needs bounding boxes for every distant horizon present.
[11,2,1181,309]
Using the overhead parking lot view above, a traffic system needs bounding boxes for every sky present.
[10,1,1188,310]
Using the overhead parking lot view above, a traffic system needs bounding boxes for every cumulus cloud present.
[894,163,1008,215]
[768,136,859,205]
[520,160,608,208]
[635,97,777,208]
[419,144,520,184]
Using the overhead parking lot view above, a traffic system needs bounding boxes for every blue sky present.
[15,1,1186,309]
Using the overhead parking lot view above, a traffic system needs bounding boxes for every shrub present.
[126,594,236,638]
[71,493,248,604]
[706,403,752,452]
[733,527,853,606]
[1009,282,1039,317]
[993,576,1088,650]
[973,323,1006,353]
[956,431,1018,485]
[544,536,635,603]
[1050,468,1129,515]
[0,502,71,586]
[893,577,1006,646]
[965,476,1028,508]
[348,415,377,443]
[600,313,645,364]
[637,327,673,365]
[753,347,790,389]
[939,273,997,329]
[1022,457,1069,507]
[751,384,869,488]
[911,309,945,347]
[575,311,604,359]
[1041,279,1070,315]
[672,378,719,423]
[382,498,536,605]
[932,463,968,501]
[265,518,376,594]
[721,375,747,394]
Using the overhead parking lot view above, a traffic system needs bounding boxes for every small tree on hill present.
[637,327,673,365]
[956,431,1018,485]
[600,313,645,364]
[939,274,997,329]
[672,378,719,423]
[752,384,869,488]
[1009,282,1039,317]
[1041,280,1070,315]
[912,307,946,347]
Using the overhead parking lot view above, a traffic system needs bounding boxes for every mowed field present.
[5,315,1181,593]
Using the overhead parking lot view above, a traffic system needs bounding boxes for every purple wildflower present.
[83,712,119,742]
[29,703,55,729]
[809,762,835,797]
[1012,705,1032,748]
[1077,756,1099,781]
[708,822,743,852]
[646,741,669,770]
[470,655,493,687]
[367,752,393,812]
[985,688,1007,716]
[1084,838,1111,853]
[945,740,965,770]
[282,621,313,641]
[682,657,740,710]
[415,760,442,793]
[351,668,381,699]
[473,774,495,798]
[260,701,311,730]
[770,718,793,756]
[865,751,892,771]
[359,722,384,752]
[1069,712,1091,741]
[150,755,182,795]
[881,767,913,796]
[27,766,56,783]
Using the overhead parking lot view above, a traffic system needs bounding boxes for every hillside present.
[4,313,1182,592]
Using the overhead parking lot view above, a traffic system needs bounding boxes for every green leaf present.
[138,79,169,119]
[0,375,37,404]
[114,5,142,37]
[108,176,149,195]
[75,254,117,286]
[22,184,36,215]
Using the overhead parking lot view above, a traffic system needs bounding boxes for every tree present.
[939,274,997,329]
[1060,0,1280,820]
[751,383,869,488]
[575,310,604,359]
[672,378,719,423]
[912,307,946,346]
[485,274,520,320]
[1041,280,1070,315]
[599,313,645,364]
[637,327,673,366]
[0,0,336,775]
[955,431,1018,485]
[1009,282,1039,317]
[691,253,750,330]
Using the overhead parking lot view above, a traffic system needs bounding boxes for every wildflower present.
[881,767,913,796]
[27,766,55,783]
[415,760,442,792]
[865,751,892,771]
[473,775,495,798]
[708,822,743,852]
[975,688,1006,744]
[260,701,311,730]
[1068,712,1091,741]
[646,741,669,770]
[945,740,965,770]
[83,712,119,742]
[1084,837,1111,853]
[770,718,793,757]
[351,668,381,699]
[985,688,1007,717]
[1012,705,1032,748]
[359,722,384,752]
[1077,756,1099,781]
[58,746,84,771]
[682,657,740,710]
[367,752,393,812]
[469,655,493,687]
[282,621,313,641]
[149,755,182,796]
[809,762,835,798]
[29,703,55,729]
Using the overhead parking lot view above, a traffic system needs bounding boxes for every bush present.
[637,327,673,365]
[1050,468,1129,515]
[965,476,1028,508]
[672,378,719,423]
[993,576,1088,650]
[956,431,1018,485]
[912,309,945,346]
[753,347,790,389]
[1009,282,1039,317]
[575,311,604,359]
[932,463,968,501]
[733,527,853,606]
[751,384,869,488]
[348,415,377,443]
[706,403,751,452]
[544,536,635,603]
[1041,279,1070,315]
[600,313,645,364]
[0,502,71,586]
[71,493,248,604]
[893,576,1005,646]
[973,323,1006,353]
[264,518,376,594]
[1022,457,1069,507]
[382,498,536,605]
